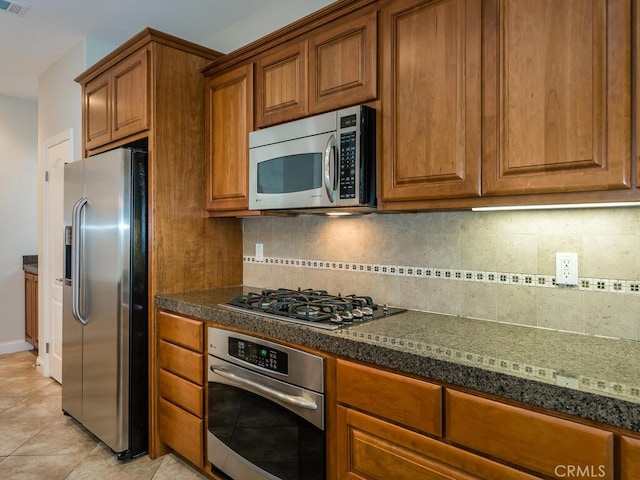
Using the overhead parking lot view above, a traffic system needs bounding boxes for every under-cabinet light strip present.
[243,256,640,296]
[472,202,640,212]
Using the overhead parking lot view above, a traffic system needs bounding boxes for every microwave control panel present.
[339,129,357,199]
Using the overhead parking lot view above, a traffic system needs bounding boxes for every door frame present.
[40,128,73,379]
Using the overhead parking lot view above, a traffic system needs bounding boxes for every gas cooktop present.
[220,288,406,330]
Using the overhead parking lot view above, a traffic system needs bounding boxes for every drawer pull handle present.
[211,366,318,410]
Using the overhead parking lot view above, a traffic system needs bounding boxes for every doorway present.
[41,129,72,382]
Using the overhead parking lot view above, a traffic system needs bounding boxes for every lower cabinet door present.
[158,397,203,468]
[445,390,614,479]
[337,406,541,480]
[621,436,640,480]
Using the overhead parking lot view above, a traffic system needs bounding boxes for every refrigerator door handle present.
[71,197,89,325]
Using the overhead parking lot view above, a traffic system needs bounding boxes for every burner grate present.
[226,287,405,329]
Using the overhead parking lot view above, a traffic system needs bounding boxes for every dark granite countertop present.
[22,255,37,275]
[156,286,640,433]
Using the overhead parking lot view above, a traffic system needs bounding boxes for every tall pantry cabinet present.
[74,28,244,461]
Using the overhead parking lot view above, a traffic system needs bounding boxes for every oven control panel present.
[228,337,289,374]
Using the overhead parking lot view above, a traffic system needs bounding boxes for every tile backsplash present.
[242,208,640,341]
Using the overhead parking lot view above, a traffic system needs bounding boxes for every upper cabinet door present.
[381,0,482,202]
[205,64,254,212]
[255,42,308,128]
[112,48,149,142]
[482,0,631,195]
[84,71,111,151]
[83,48,149,150]
[308,6,378,114]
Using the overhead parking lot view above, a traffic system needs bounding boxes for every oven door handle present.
[211,366,318,410]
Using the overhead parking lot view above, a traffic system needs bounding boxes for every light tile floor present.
[0,350,209,479]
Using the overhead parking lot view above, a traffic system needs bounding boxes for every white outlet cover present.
[556,374,579,389]
[556,252,578,286]
[255,243,264,261]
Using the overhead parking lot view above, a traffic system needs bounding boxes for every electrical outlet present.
[556,374,579,389]
[255,243,264,261]
[556,252,578,286]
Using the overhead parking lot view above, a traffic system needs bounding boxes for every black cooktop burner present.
[221,288,406,330]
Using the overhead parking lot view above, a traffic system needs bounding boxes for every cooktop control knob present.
[362,306,373,317]
[352,309,364,320]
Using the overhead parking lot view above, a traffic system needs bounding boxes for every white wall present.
[0,95,38,353]
[203,0,335,52]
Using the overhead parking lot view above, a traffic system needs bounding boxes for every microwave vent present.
[0,0,29,16]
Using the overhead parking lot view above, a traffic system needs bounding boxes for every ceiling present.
[0,0,332,101]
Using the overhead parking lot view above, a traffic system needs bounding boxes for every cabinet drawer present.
[338,406,540,480]
[158,340,203,384]
[445,390,614,479]
[158,310,203,352]
[621,436,640,480]
[336,359,442,437]
[158,397,203,468]
[159,368,203,417]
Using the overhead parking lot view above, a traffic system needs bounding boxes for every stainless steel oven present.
[207,327,325,480]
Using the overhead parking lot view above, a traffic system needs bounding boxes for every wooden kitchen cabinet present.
[255,41,308,128]
[380,0,482,202]
[24,272,38,350]
[84,70,111,150]
[621,436,640,480]
[445,390,615,479]
[336,358,442,437]
[158,397,204,468]
[83,48,149,150]
[337,406,541,479]
[255,4,378,128]
[205,64,255,213]
[335,358,542,479]
[482,0,631,196]
[157,310,206,468]
[380,0,632,209]
[308,5,377,114]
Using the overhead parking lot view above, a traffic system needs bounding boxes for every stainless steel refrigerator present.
[62,147,148,459]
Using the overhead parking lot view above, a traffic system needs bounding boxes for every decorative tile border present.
[337,328,640,403]
[244,256,640,295]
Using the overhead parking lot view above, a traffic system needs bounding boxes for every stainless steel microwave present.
[248,105,376,211]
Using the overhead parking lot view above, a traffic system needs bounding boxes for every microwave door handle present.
[324,134,338,203]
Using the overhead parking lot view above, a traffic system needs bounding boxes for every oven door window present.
[257,153,322,194]
[209,382,325,480]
